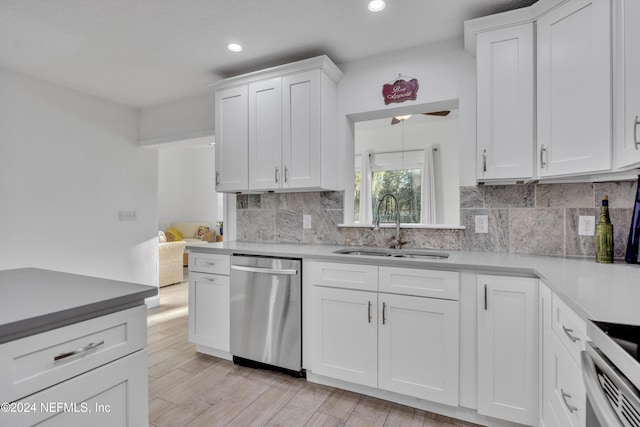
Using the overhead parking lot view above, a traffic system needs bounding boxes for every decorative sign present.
[382,77,419,105]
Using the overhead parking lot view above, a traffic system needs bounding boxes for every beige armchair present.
[159,240,186,287]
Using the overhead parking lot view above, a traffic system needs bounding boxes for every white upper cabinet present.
[214,56,342,193]
[476,23,534,181]
[248,77,283,190]
[282,70,323,189]
[614,0,640,168]
[537,0,612,177]
[215,85,249,192]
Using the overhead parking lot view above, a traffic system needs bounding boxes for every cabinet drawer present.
[548,333,586,427]
[379,267,459,300]
[306,261,377,292]
[189,252,230,275]
[551,294,586,366]
[0,305,146,404]
[3,349,148,427]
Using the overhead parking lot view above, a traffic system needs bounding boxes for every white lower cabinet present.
[477,275,539,426]
[311,286,377,387]
[188,252,231,358]
[378,293,459,405]
[5,349,148,427]
[0,306,148,426]
[309,261,459,407]
[540,282,586,427]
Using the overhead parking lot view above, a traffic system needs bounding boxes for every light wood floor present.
[147,274,479,427]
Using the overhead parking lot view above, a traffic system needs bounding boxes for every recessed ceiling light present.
[368,0,385,12]
[227,43,243,52]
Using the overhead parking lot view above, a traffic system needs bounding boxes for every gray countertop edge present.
[187,241,640,326]
[0,268,157,343]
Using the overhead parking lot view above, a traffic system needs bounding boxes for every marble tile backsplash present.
[236,192,346,245]
[235,180,638,260]
[459,182,637,259]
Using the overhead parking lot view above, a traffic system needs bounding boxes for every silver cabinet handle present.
[284,166,289,183]
[484,284,488,310]
[561,389,578,413]
[562,325,580,343]
[203,276,216,282]
[275,166,279,184]
[202,261,216,266]
[483,149,487,173]
[634,115,639,150]
[54,340,105,362]
[368,301,372,324]
[382,302,386,325]
[215,171,220,186]
[540,144,547,168]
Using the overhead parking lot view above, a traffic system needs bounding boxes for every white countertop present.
[188,241,640,326]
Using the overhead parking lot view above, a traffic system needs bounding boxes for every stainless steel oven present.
[583,321,640,427]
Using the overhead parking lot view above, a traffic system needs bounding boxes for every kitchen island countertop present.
[0,268,157,343]
[188,241,640,326]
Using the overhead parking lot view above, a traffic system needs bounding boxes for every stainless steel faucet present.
[373,193,402,249]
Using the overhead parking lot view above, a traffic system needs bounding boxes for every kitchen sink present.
[333,247,449,259]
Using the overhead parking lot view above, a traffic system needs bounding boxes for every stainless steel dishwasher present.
[230,255,302,375]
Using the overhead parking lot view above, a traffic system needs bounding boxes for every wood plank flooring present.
[147,274,479,427]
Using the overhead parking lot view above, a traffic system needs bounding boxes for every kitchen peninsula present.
[0,268,156,426]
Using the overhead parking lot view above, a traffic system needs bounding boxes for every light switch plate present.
[118,210,137,221]
[475,215,489,234]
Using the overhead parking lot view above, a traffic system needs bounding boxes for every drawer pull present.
[54,340,105,362]
[203,277,216,282]
[562,325,581,343]
[382,302,387,325]
[561,389,578,413]
[202,261,216,266]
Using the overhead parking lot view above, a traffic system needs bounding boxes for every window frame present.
[355,149,427,225]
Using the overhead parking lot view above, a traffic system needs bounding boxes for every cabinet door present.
[615,0,640,168]
[476,23,534,181]
[477,275,538,426]
[282,70,321,189]
[5,349,148,427]
[537,0,612,177]
[215,85,248,192]
[378,293,459,406]
[249,77,283,190]
[311,286,377,387]
[188,272,230,353]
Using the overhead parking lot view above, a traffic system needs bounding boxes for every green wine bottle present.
[595,195,614,263]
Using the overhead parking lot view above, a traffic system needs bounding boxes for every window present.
[355,150,430,224]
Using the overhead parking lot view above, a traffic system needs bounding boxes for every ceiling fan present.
[391,110,450,125]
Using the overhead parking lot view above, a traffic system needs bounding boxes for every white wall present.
[0,67,159,286]
[157,146,219,230]
[337,37,477,224]
[138,92,215,146]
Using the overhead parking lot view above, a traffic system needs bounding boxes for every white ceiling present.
[0,0,536,108]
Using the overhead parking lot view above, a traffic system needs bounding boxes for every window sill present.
[338,223,466,230]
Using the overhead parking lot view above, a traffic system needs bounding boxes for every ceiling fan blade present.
[391,117,401,125]
[423,110,450,116]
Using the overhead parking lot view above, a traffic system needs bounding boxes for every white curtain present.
[424,148,437,224]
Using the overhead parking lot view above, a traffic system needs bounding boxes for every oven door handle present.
[581,346,625,427]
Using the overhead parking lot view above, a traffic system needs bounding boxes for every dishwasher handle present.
[231,265,298,275]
